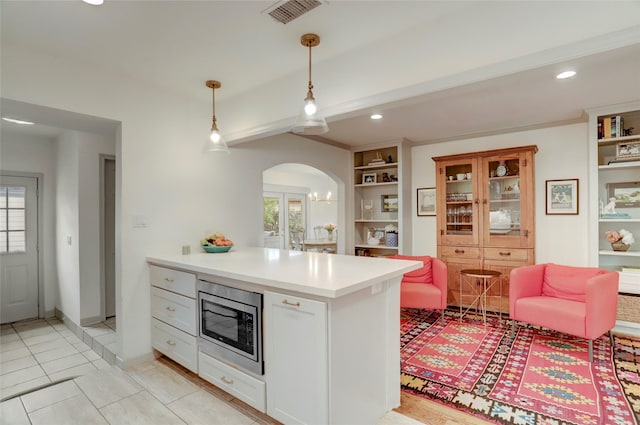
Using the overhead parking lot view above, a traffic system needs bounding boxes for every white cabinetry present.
[198,351,266,413]
[264,291,327,425]
[588,102,640,295]
[149,265,198,373]
[264,283,400,425]
[352,140,411,256]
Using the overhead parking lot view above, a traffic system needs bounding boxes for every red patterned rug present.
[400,308,640,425]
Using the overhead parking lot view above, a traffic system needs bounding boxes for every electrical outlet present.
[182,245,191,255]
[66,235,72,245]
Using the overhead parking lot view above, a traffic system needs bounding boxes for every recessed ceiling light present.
[82,0,104,5]
[556,71,576,79]
[2,117,35,125]
[370,114,383,120]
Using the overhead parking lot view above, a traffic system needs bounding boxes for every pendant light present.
[203,80,229,153]
[292,33,329,135]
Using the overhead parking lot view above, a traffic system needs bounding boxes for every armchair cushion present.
[514,296,586,337]
[389,255,433,284]
[542,264,607,302]
[389,255,447,311]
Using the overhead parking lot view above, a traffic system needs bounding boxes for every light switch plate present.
[132,215,148,228]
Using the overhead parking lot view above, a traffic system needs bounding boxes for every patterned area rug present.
[400,308,640,425]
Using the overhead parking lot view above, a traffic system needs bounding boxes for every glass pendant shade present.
[293,101,328,135]
[203,80,229,153]
[292,33,328,136]
[203,128,228,153]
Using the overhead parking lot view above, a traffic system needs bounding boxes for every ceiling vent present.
[264,0,323,24]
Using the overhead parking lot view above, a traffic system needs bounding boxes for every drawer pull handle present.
[454,249,465,254]
[499,252,511,256]
[166,340,176,346]
[164,278,175,283]
[221,376,234,385]
[282,299,301,308]
[166,306,176,312]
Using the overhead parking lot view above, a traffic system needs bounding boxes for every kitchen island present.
[147,247,421,425]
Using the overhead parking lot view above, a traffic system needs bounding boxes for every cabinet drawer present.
[441,246,481,259]
[198,351,266,413]
[483,248,529,262]
[151,318,198,373]
[149,265,196,298]
[151,287,197,335]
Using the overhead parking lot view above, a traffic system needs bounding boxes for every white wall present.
[2,40,350,365]
[55,132,81,323]
[77,132,116,323]
[0,131,58,316]
[411,123,590,266]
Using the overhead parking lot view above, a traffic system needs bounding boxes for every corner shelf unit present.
[587,101,640,296]
[351,141,411,257]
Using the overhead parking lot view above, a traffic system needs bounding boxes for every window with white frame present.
[0,186,27,253]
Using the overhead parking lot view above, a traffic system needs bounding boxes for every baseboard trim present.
[80,315,103,327]
[614,320,640,337]
[117,352,155,369]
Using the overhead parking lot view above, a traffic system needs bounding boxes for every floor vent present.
[265,0,322,24]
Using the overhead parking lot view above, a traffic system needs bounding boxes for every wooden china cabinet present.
[433,145,537,315]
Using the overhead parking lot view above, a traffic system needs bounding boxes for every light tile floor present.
[1,318,425,425]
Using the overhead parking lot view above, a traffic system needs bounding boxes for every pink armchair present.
[389,255,448,321]
[510,263,619,362]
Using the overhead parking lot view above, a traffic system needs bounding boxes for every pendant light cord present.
[211,88,216,120]
[307,42,314,94]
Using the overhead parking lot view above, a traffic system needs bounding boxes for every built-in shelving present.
[598,250,640,257]
[354,162,399,171]
[352,141,411,257]
[587,102,640,305]
[354,182,398,188]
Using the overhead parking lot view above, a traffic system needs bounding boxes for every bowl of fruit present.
[201,232,234,253]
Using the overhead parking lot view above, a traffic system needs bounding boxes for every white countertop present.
[147,247,422,298]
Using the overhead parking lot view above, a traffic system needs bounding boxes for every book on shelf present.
[600,116,624,139]
[603,117,611,139]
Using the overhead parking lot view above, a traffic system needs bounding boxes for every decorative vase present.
[327,230,334,241]
[385,232,398,247]
[611,242,630,252]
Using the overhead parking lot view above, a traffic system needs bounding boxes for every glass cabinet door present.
[483,154,530,248]
[440,159,478,246]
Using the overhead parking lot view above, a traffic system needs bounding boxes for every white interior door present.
[104,159,116,318]
[1,176,39,323]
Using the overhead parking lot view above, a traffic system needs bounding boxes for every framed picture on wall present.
[417,187,436,216]
[545,179,579,215]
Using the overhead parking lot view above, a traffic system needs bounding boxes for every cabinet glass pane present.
[444,163,473,236]
[487,159,520,236]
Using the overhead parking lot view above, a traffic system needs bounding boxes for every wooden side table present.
[459,269,502,324]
